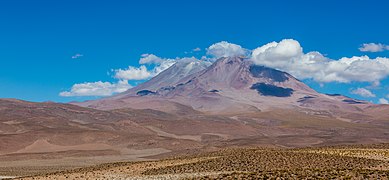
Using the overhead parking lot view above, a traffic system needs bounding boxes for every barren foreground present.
[13,144,389,179]
[1,99,389,179]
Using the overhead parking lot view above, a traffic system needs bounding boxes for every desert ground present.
[1,99,389,179]
[8,143,389,179]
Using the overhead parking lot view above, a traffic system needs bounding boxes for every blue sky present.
[1,0,389,103]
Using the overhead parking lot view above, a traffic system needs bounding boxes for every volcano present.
[78,57,372,114]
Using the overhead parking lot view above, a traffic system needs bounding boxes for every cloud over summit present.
[207,41,249,59]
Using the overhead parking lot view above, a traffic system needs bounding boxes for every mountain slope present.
[114,58,211,98]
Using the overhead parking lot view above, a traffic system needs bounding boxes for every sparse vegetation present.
[16,144,389,179]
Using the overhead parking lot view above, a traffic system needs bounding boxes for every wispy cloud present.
[184,47,202,54]
[193,47,201,52]
[71,53,83,59]
[350,88,376,98]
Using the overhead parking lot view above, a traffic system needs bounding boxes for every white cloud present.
[207,41,249,59]
[114,65,153,80]
[251,39,389,83]
[59,80,131,97]
[62,54,193,97]
[324,56,389,83]
[350,88,376,98]
[153,59,177,74]
[139,54,164,64]
[193,47,201,52]
[359,43,389,52]
[114,54,177,81]
[72,53,83,59]
[379,98,389,104]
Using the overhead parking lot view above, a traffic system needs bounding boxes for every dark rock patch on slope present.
[326,94,342,97]
[137,90,157,96]
[251,83,294,97]
[297,96,316,103]
[249,65,289,82]
[343,99,367,104]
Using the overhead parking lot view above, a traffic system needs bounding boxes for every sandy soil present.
[13,139,113,154]
[0,147,170,177]
[146,126,202,141]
